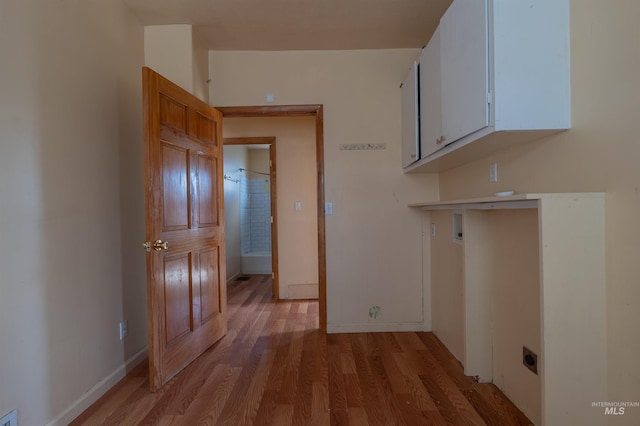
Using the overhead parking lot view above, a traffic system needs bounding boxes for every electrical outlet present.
[489,163,498,182]
[368,306,381,319]
[0,409,17,426]
[119,320,128,340]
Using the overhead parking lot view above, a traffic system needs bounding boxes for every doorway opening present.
[223,137,279,297]
[217,105,326,331]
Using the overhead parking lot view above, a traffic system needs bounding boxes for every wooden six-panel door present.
[142,67,227,391]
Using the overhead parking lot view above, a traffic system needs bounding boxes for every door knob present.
[142,240,169,252]
[153,240,169,251]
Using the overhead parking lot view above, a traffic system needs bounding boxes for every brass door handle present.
[142,240,169,252]
[153,240,169,251]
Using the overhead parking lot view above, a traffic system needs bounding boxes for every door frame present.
[223,136,280,298]
[217,105,326,331]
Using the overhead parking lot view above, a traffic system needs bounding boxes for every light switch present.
[294,201,301,211]
[489,163,498,182]
[325,202,333,215]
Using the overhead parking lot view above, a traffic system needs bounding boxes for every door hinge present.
[487,91,492,104]
[271,272,275,279]
[270,216,273,224]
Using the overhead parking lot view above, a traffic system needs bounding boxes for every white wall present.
[210,50,440,330]
[223,145,248,281]
[192,30,210,104]
[248,148,270,176]
[144,24,210,103]
[144,25,193,93]
[0,1,146,425]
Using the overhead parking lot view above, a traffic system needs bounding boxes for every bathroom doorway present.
[223,137,279,297]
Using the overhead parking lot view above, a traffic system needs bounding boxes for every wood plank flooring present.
[71,275,532,425]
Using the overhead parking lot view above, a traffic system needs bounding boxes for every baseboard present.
[287,283,319,299]
[326,322,425,334]
[46,346,148,426]
[226,271,240,283]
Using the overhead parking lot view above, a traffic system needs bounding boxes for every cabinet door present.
[401,61,419,168]
[420,27,443,158]
[440,0,489,144]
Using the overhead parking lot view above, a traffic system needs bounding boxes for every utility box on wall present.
[453,211,463,242]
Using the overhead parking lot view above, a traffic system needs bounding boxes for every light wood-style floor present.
[71,275,532,425]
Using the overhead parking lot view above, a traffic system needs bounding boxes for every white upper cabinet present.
[440,0,489,144]
[405,0,571,172]
[401,61,420,168]
[419,27,443,159]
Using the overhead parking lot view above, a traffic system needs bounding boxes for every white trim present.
[420,200,537,210]
[422,211,432,331]
[326,322,425,334]
[46,347,148,426]
[226,271,240,283]
[408,192,605,208]
[0,409,17,426]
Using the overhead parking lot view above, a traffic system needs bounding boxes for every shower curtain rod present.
[239,168,270,176]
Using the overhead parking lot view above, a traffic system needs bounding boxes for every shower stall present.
[239,168,272,274]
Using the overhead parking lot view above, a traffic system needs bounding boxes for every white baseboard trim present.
[288,283,319,299]
[326,322,425,334]
[226,271,240,283]
[46,346,148,426]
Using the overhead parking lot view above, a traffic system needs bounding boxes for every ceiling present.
[123,0,453,50]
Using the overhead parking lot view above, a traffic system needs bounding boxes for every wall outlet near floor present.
[369,305,381,319]
[119,320,128,340]
[0,409,17,426]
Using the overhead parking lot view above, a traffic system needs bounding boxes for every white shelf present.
[409,192,605,210]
